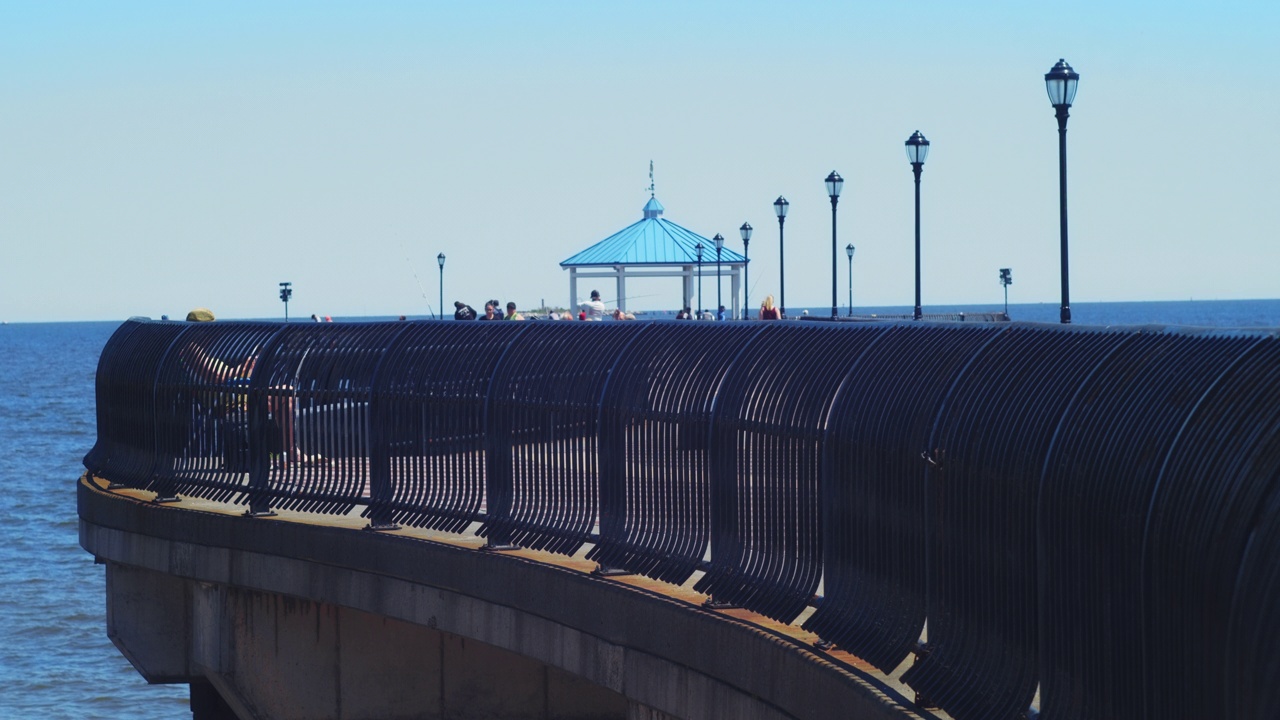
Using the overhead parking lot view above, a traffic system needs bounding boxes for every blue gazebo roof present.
[561,196,747,267]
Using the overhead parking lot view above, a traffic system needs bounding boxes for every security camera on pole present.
[1000,268,1013,316]
[279,281,293,322]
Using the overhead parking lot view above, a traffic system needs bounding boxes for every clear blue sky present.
[3,1,1276,321]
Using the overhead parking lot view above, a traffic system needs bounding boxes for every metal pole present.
[1057,106,1072,324]
[697,256,703,318]
[438,265,443,320]
[830,197,838,319]
[743,240,750,320]
[716,247,722,318]
[778,218,786,318]
[913,164,923,321]
[847,253,853,317]
[279,282,292,322]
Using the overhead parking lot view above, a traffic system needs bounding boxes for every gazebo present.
[560,194,746,317]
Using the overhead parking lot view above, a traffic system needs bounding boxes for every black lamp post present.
[999,267,1013,316]
[906,131,930,321]
[774,196,788,318]
[845,243,855,317]
[278,281,292,322]
[1046,58,1079,324]
[713,233,724,319]
[825,172,843,320]
[695,242,704,318]
[437,252,446,320]
[740,222,752,319]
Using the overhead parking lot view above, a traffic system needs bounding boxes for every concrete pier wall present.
[80,477,917,720]
[108,563,626,719]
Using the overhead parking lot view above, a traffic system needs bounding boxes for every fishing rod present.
[572,293,661,308]
[401,242,435,317]
[597,293,662,306]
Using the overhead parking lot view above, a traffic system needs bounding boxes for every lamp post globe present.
[825,171,843,320]
[1045,58,1079,324]
[845,243,855,317]
[905,131,929,321]
[740,222,752,319]
[437,253,446,320]
[695,242,704,318]
[774,196,788,317]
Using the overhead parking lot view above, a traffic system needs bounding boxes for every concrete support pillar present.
[616,266,627,313]
[190,680,237,720]
[106,563,192,683]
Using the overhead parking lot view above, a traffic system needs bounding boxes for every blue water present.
[0,322,190,719]
[1,299,1277,718]
[786,299,1280,328]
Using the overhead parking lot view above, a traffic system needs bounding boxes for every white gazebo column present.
[616,266,626,312]
[568,268,579,312]
[731,266,741,320]
[683,265,693,312]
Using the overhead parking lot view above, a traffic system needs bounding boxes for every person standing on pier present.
[580,290,605,321]
[759,295,780,320]
[453,301,477,320]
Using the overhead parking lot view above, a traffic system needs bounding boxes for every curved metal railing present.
[84,317,1280,720]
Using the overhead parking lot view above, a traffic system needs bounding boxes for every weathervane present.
[648,160,655,197]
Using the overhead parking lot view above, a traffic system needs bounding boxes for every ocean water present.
[2,299,1277,718]
[0,322,190,719]
[788,299,1280,328]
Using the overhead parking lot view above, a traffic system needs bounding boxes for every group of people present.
[670,294,783,321]
[674,306,725,321]
[450,290,633,322]
[453,299,527,321]
[448,290,786,323]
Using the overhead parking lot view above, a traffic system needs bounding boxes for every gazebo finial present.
[642,160,664,219]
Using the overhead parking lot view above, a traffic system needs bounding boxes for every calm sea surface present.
[2,299,1277,718]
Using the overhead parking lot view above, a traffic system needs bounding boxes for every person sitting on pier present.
[504,301,524,321]
[180,309,322,468]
